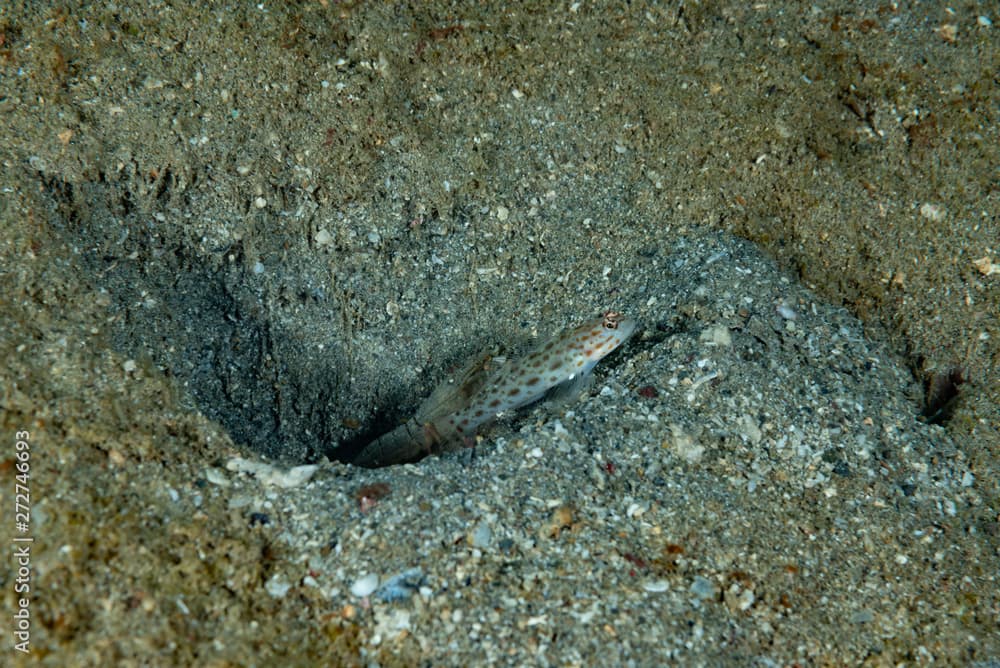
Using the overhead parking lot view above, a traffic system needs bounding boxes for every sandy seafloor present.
[1,1,997,665]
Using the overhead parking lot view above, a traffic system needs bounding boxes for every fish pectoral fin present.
[544,372,594,409]
[422,421,443,451]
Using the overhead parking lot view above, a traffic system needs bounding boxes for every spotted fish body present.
[352,312,636,467]
[439,311,637,442]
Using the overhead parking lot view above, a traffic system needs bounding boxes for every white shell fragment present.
[225,457,319,488]
[350,573,380,598]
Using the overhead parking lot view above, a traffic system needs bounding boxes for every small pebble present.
[266,464,318,488]
[690,576,716,600]
[851,610,874,624]
[248,512,270,527]
[265,574,291,599]
[374,608,412,637]
[375,568,424,602]
[700,325,732,345]
[469,521,494,549]
[919,202,945,221]
[776,302,797,320]
[350,573,379,598]
[315,229,333,247]
[203,467,229,487]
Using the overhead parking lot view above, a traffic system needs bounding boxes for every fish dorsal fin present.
[414,351,498,425]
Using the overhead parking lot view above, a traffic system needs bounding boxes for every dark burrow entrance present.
[44,169,402,465]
